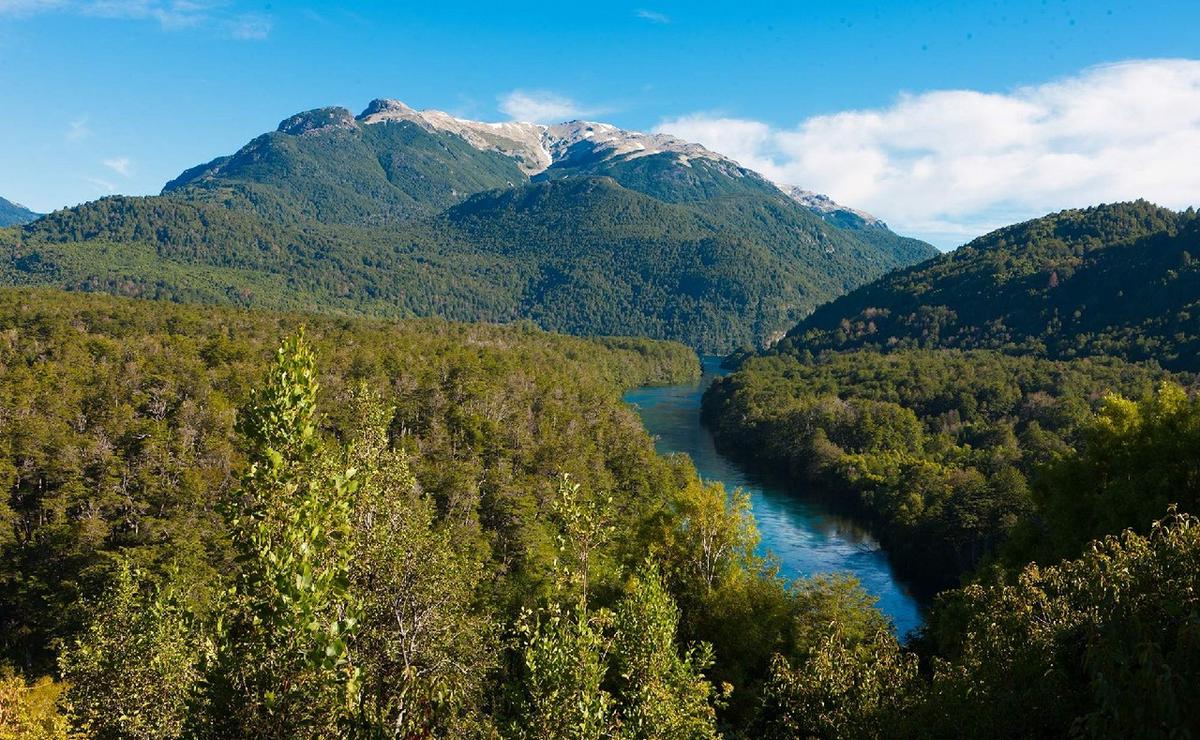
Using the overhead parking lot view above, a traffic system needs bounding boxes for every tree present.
[195,331,360,738]
[58,559,197,739]
[515,476,722,740]
[0,672,67,740]
[923,510,1200,738]
[761,628,919,740]
[345,384,496,737]
[514,475,617,740]
[611,562,722,740]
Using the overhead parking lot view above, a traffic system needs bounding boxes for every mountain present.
[780,186,887,231]
[0,197,38,227]
[2,100,937,351]
[774,200,1200,369]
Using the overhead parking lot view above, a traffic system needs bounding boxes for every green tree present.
[1033,382,1200,560]
[0,672,67,740]
[761,628,919,740]
[924,510,1200,738]
[196,331,360,738]
[514,475,617,740]
[611,561,722,740]
[58,559,197,739]
[345,385,497,737]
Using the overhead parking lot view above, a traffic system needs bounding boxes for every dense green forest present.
[0,106,935,353]
[0,289,899,736]
[703,348,1190,589]
[776,201,1200,369]
[3,289,1197,737]
[685,198,1200,736]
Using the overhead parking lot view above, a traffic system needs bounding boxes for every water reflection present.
[624,357,924,638]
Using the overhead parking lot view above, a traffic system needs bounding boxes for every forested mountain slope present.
[0,196,38,227]
[777,201,1200,369]
[0,101,937,352]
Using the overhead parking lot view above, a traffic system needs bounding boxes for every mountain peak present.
[358,99,551,173]
[781,186,886,230]
[353,99,744,177]
[276,106,359,136]
[360,98,417,119]
[0,196,40,227]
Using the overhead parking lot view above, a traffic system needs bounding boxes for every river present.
[624,356,923,637]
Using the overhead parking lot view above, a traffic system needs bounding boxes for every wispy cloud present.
[0,0,64,15]
[82,175,116,194]
[1,0,272,38]
[655,59,1200,247]
[635,8,669,24]
[65,116,91,142]
[226,11,270,39]
[102,156,131,176]
[498,90,601,124]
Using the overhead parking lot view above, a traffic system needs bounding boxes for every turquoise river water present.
[624,357,923,637]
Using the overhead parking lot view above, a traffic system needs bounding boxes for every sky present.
[1,1,1198,248]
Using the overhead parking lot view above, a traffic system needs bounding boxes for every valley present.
[0,76,1197,740]
[625,357,924,636]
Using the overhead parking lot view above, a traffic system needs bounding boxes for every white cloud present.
[1,1,271,38]
[226,11,270,39]
[0,0,65,15]
[498,90,598,124]
[656,59,1200,247]
[65,115,91,142]
[82,175,116,194]
[102,156,131,176]
[635,8,669,24]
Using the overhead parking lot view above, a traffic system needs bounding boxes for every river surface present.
[624,357,923,637]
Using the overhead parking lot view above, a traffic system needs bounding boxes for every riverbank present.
[624,357,925,637]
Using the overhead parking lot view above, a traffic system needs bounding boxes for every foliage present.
[0,672,67,740]
[610,562,722,740]
[196,331,360,737]
[760,628,919,740]
[778,201,1200,370]
[1015,381,1200,565]
[0,287,696,673]
[514,476,722,740]
[919,510,1200,738]
[702,348,1178,587]
[514,600,616,740]
[757,511,1200,739]
[346,384,496,736]
[57,559,197,739]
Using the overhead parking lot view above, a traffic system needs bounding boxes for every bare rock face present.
[276,107,359,136]
[355,99,745,177]
[780,185,887,230]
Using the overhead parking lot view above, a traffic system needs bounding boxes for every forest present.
[1,288,1197,738]
[702,348,1189,589]
[776,201,1200,369]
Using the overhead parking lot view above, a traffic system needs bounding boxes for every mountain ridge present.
[773,200,1200,369]
[0,196,39,227]
[165,99,891,228]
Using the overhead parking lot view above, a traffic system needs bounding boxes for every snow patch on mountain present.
[781,186,886,228]
[357,99,744,176]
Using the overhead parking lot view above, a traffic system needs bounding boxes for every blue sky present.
[1,0,1198,246]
